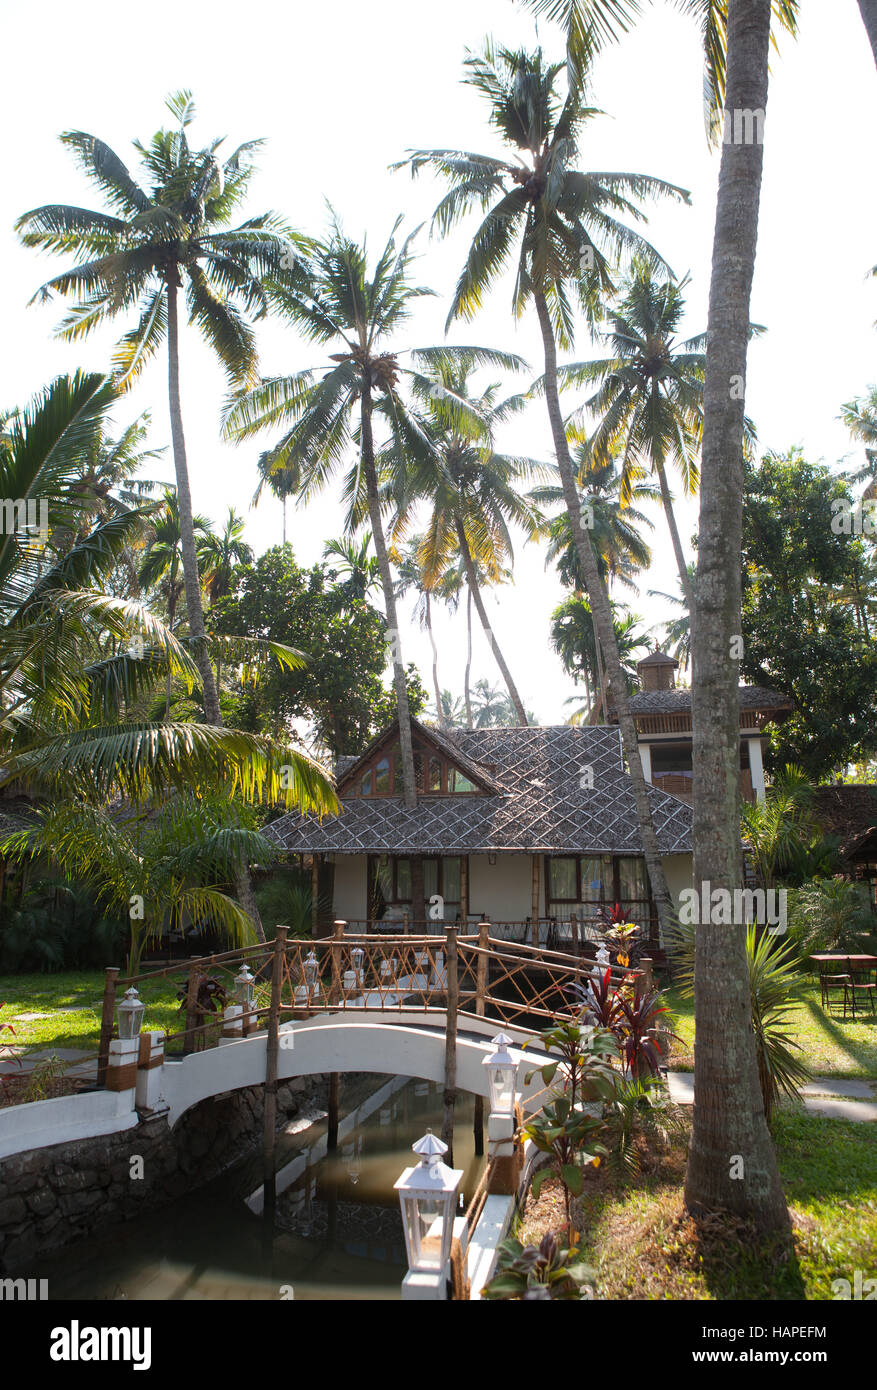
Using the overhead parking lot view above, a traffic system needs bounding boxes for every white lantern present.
[304,951,319,993]
[234,963,255,1009]
[351,946,364,985]
[394,1130,462,1275]
[483,1032,517,1115]
[117,986,145,1039]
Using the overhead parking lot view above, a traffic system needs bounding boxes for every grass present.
[665,980,877,1079]
[517,1105,877,1300]
[0,970,190,1054]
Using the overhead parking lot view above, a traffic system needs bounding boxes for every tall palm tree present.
[254,450,300,545]
[520,0,798,1232]
[224,217,490,923]
[392,537,446,727]
[199,508,253,605]
[559,261,704,607]
[533,446,655,594]
[15,91,301,727]
[0,373,335,827]
[391,353,544,725]
[552,595,649,720]
[841,386,877,499]
[400,44,686,930]
[139,490,212,716]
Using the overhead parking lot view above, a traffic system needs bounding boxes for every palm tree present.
[400,44,686,931]
[841,386,877,499]
[0,373,335,829]
[560,261,704,607]
[392,537,446,727]
[552,596,649,720]
[224,216,488,924]
[533,446,655,594]
[470,679,530,728]
[199,508,253,605]
[521,0,799,1229]
[15,91,301,727]
[323,533,382,606]
[859,0,877,66]
[254,450,300,545]
[139,490,212,716]
[2,795,281,976]
[391,353,544,725]
[648,562,697,670]
[428,689,468,728]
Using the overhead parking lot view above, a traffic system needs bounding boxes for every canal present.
[39,1076,485,1301]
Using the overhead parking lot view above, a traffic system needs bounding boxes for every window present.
[414,753,425,793]
[348,740,484,797]
[429,757,443,792]
[549,858,577,902]
[374,757,390,794]
[368,855,465,920]
[360,769,373,796]
[546,856,651,924]
[448,768,475,793]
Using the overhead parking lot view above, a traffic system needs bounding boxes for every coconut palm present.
[428,689,468,728]
[323,533,382,606]
[15,91,303,727]
[392,537,446,726]
[138,490,212,716]
[389,353,544,725]
[841,386,877,499]
[199,508,253,606]
[559,261,704,607]
[533,447,655,595]
[254,450,300,545]
[552,596,650,721]
[437,551,511,729]
[399,44,685,930]
[519,0,799,1230]
[470,679,531,728]
[0,373,335,828]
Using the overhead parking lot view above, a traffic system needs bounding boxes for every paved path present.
[665,1071,877,1121]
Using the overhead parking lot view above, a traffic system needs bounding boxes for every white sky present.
[2,0,876,725]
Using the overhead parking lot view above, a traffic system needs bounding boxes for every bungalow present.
[262,718,694,945]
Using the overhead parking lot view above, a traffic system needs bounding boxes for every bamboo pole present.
[531,855,540,949]
[473,920,490,1157]
[441,925,459,1162]
[326,921,345,1151]
[460,855,469,921]
[263,926,287,1227]
[97,966,120,1088]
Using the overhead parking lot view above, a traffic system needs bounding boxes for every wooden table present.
[810,954,877,1018]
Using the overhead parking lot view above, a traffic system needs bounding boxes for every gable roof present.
[263,724,693,856]
[336,717,503,796]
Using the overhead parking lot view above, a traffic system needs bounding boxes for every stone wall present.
[0,1075,325,1274]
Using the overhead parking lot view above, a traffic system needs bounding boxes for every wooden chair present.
[845,960,876,1019]
[818,960,852,1016]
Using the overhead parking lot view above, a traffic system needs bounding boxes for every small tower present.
[637,647,678,693]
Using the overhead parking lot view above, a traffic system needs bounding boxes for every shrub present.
[787,877,874,956]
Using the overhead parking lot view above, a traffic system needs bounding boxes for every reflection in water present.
[38,1077,483,1302]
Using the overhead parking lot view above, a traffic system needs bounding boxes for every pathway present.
[665,1070,877,1121]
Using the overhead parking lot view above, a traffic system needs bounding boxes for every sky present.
[2,0,876,727]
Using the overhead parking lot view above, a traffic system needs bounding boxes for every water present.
[39,1077,485,1301]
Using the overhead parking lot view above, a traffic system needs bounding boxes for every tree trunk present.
[533,289,673,937]
[457,523,528,726]
[464,588,473,729]
[425,591,444,727]
[654,456,696,612]
[685,0,789,1231]
[360,384,425,921]
[859,0,877,66]
[164,586,176,720]
[165,280,221,726]
[282,495,287,547]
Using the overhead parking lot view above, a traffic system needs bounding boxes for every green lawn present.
[0,970,188,1054]
[665,982,877,1080]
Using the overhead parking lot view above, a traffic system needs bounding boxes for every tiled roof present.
[263,724,693,856]
[627,685,793,715]
[336,717,503,796]
[813,785,877,857]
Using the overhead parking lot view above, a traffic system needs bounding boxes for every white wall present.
[468,854,536,922]
[662,853,693,908]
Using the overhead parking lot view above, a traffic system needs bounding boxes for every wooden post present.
[263,926,287,1228]
[460,856,469,922]
[402,909,409,936]
[473,920,490,1157]
[637,956,654,1001]
[311,854,320,935]
[441,926,459,1163]
[184,960,202,1053]
[329,919,344,1005]
[531,854,540,949]
[97,966,120,1088]
[571,912,580,960]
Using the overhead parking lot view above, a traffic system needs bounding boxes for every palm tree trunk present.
[464,588,473,729]
[859,0,877,65]
[456,524,528,726]
[654,457,696,611]
[685,0,788,1231]
[166,280,221,727]
[165,587,176,719]
[534,289,673,937]
[282,495,287,547]
[425,591,444,727]
[360,385,425,921]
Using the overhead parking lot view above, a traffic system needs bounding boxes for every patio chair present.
[845,959,876,1019]
[818,960,852,1016]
